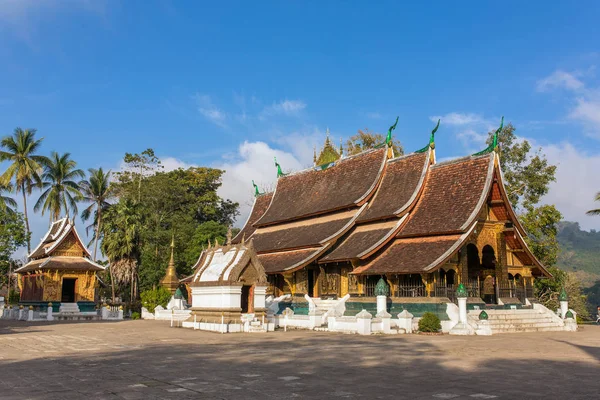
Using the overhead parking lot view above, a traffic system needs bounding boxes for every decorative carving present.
[348,273,359,293]
[52,232,85,257]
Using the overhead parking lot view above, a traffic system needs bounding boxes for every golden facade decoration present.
[53,233,85,257]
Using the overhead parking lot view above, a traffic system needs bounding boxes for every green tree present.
[490,123,561,267]
[119,148,163,202]
[345,128,404,157]
[0,182,17,213]
[0,209,27,289]
[34,152,85,222]
[0,128,48,253]
[586,192,600,216]
[100,199,143,302]
[80,168,113,261]
[535,266,589,319]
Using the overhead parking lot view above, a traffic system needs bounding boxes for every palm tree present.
[80,168,113,261]
[586,192,600,216]
[0,128,48,253]
[34,152,85,222]
[0,182,18,213]
[101,199,142,303]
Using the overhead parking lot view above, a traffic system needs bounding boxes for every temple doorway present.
[466,244,498,304]
[61,278,77,302]
[241,285,254,313]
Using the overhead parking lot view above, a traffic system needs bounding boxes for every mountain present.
[556,221,600,287]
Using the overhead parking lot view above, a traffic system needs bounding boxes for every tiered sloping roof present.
[16,217,104,274]
[226,141,549,277]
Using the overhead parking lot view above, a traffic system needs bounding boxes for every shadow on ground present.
[0,321,598,399]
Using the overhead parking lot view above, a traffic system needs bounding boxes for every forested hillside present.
[556,221,600,287]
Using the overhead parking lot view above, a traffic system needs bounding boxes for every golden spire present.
[160,233,179,294]
[169,234,175,266]
[313,145,317,165]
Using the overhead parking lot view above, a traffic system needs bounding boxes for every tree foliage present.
[535,266,589,319]
[0,128,48,252]
[34,151,84,221]
[0,209,28,287]
[104,149,239,295]
[80,167,113,261]
[586,192,600,216]
[0,182,17,213]
[490,123,561,266]
[345,128,404,157]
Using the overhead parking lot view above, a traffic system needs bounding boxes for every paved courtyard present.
[0,320,598,399]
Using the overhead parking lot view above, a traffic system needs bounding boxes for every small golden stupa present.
[160,235,179,294]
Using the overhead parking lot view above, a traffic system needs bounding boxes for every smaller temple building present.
[15,217,105,313]
[182,240,271,332]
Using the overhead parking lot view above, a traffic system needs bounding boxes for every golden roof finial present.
[226,226,232,245]
[313,145,317,165]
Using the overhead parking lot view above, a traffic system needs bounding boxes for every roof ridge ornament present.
[274,157,287,178]
[472,116,504,156]
[416,119,440,153]
[252,180,264,197]
[375,116,399,158]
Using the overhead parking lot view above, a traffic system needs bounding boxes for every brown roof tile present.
[256,148,386,226]
[398,154,494,237]
[17,256,105,273]
[252,211,355,253]
[320,220,400,262]
[356,235,463,275]
[258,248,324,273]
[357,152,429,222]
[231,192,273,244]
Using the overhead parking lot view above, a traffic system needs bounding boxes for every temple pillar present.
[495,226,509,285]
[458,247,469,284]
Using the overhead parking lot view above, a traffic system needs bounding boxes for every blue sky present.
[1,0,600,252]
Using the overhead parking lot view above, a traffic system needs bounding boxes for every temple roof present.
[223,138,548,276]
[397,154,494,237]
[29,217,91,260]
[357,151,429,222]
[251,209,358,253]
[16,256,105,273]
[191,241,267,285]
[231,192,273,244]
[255,148,386,226]
[319,219,403,263]
[352,233,469,275]
[257,247,326,273]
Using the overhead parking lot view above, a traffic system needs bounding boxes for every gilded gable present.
[52,232,86,257]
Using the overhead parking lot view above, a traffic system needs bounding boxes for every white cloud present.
[537,68,600,138]
[536,70,584,92]
[542,142,600,231]
[430,112,488,126]
[570,96,600,130]
[215,141,306,228]
[430,112,498,148]
[160,157,196,172]
[193,93,227,127]
[260,99,306,120]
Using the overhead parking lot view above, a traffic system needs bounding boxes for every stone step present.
[486,314,549,321]
[491,326,566,333]
[468,309,534,315]
[488,322,563,330]
[486,318,557,325]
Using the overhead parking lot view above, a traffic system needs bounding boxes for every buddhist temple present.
[229,119,550,316]
[16,217,105,313]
